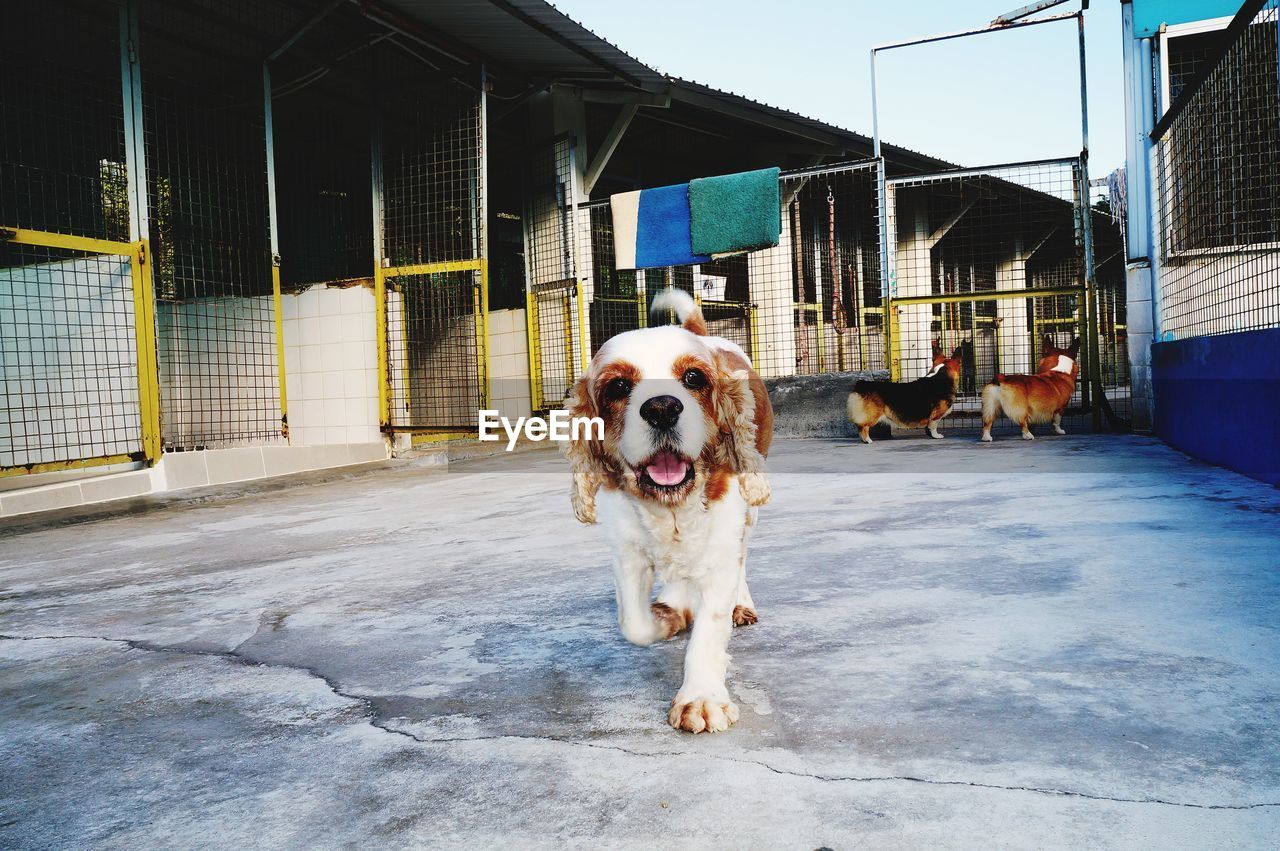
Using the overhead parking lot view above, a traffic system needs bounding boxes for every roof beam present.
[583,103,638,195]
[578,88,670,107]
[926,197,979,249]
[268,0,346,62]
[351,0,484,67]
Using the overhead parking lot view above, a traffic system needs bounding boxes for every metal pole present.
[263,64,288,437]
[370,65,390,429]
[1076,13,1103,431]
[119,0,149,244]
[478,65,490,411]
[119,0,160,464]
[876,157,894,378]
[871,9,1079,53]
[870,49,881,158]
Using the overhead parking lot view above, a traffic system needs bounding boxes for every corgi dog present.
[980,337,1080,442]
[846,341,965,444]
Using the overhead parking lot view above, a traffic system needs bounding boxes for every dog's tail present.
[981,381,1003,425]
[650,287,706,336]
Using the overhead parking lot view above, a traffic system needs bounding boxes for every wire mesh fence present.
[4,1,1142,468]
[524,135,580,410]
[527,157,1128,433]
[139,0,284,451]
[886,159,1081,377]
[1153,0,1279,339]
[884,157,1128,433]
[1,2,151,471]
[0,242,145,470]
[749,160,883,377]
[379,59,486,431]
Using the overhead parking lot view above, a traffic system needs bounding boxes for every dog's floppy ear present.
[931,339,943,359]
[711,351,770,507]
[1068,336,1081,358]
[1043,334,1056,354]
[949,345,964,362]
[563,375,604,524]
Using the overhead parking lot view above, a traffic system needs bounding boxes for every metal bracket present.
[0,227,16,241]
[272,252,282,267]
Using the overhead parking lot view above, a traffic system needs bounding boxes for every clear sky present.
[548,0,1126,177]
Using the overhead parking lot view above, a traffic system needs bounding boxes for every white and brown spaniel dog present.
[564,287,773,733]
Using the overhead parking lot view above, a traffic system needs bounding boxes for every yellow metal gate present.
[374,68,488,433]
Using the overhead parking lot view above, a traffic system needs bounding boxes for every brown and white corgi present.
[846,342,965,444]
[980,337,1080,442]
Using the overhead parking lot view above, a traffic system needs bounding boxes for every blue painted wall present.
[1152,328,1280,485]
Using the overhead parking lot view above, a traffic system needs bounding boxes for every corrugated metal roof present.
[371,0,951,169]
[666,77,952,170]
[375,0,665,87]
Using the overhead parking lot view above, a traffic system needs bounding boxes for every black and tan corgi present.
[846,342,965,444]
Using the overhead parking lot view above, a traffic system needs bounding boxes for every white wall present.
[488,307,532,420]
[0,257,142,466]
[281,284,380,447]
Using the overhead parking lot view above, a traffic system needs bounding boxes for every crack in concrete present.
[5,632,1280,813]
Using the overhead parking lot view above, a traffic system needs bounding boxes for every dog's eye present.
[681,368,708,390]
[604,377,632,401]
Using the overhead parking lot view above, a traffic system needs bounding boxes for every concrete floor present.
[2,435,1279,848]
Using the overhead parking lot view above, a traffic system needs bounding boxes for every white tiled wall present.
[282,284,381,446]
[0,257,142,467]
[488,308,533,420]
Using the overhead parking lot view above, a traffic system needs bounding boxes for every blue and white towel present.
[610,168,781,271]
[610,183,710,270]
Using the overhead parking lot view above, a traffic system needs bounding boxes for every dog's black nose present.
[639,395,683,430]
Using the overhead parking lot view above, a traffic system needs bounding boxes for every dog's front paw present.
[668,695,739,733]
[651,602,689,640]
[980,433,993,442]
[732,605,758,627]
[738,472,770,506]
[1021,431,1035,441]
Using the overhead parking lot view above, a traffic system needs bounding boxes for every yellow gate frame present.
[374,257,489,434]
[885,284,1094,385]
[525,279,583,412]
[1,227,161,477]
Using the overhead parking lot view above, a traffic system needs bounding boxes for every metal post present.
[371,86,390,429]
[263,64,288,438]
[119,0,149,244]
[477,66,491,411]
[566,138,588,371]
[1076,13,1104,431]
[521,189,542,411]
[877,159,897,380]
[870,49,881,159]
[119,0,160,464]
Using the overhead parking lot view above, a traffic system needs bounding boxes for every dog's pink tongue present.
[646,451,688,486]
